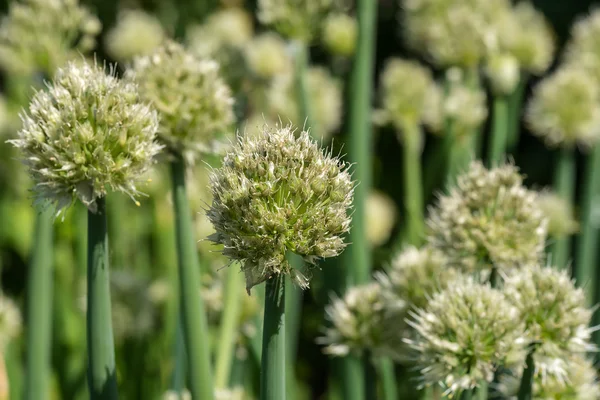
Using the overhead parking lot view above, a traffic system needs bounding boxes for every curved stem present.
[551,147,576,269]
[25,207,54,400]
[86,197,118,399]
[170,155,214,400]
[488,96,509,167]
[260,274,286,400]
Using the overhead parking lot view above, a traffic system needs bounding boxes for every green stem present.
[401,123,425,246]
[86,197,118,399]
[285,272,303,400]
[576,146,600,305]
[376,357,398,400]
[488,96,509,167]
[260,274,286,400]
[171,319,187,393]
[460,389,474,400]
[506,76,528,150]
[214,266,244,388]
[517,348,535,400]
[339,355,366,400]
[551,147,576,269]
[25,207,54,400]
[293,42,315,134]
[170,155,214,400]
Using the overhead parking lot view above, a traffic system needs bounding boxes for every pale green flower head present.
[105,9,165,63]
[0,293,21,351]
[503,264,595,359]
[268,67,342,140]
[406,277,526,396]
[188,7,253,52]
[497,2,555,76]
[10,61,161,215]
[365,190,397,247]
[537,190,578,238]
[0,0,101,77]
[127,41,235,164]
[427,161,547,275]
[207,123,354,292]
[318,282,406,358]
[376,245,458,311]
[244,33,292,80]
[564,9,600,84]
[258,0,349,42]
[322,13,357,56]
[378,58,434,135]
[485,52,520,96]
[403,0,511,68]
[526,66,600,148]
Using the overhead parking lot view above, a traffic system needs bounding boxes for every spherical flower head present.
[426,161,547,275]
[498,356,600,400]
[322,13,357,57]
[258,0,349,42]
[405,277,526,396]
[268,67,342,140]
[365,190,397,247]
[318,282,406,358]
[207,123,354,292]
[376,246,458,311]
[127,41,235,164]
[503,264,594,360]
[10,61,161,215]
[244,33,292,79]
[0,0,101,77]
[485,53,520,96]
[0,293,21,351]
[537,190,578,238]
[422,82,444,135]
[105,9,165,63]
[526,66,600,148]
[379,58,434,134]
[564,9,600,84]
[202,7,253,49]
[403,0,511,68]
[497,2,555,75]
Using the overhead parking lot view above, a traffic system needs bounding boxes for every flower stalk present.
[401,123,425,245]
[170,154,214,400]
[517,347,535,400]
[551,147,576,269]
[488,96,509,166]
[260,273,286,400]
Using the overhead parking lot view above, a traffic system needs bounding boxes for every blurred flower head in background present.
[207,124,354,292]
[244,33,292,80]
[105,9,165,63]
[365,190,397,247]
[322,13,357,56]
[564,9,600,84]
[537,190,579,238]
[0,293,21,351]
[427,161,547,275]
[406,277,526,396]
[526,66,600,148]
[0,0,101,77]
[10,61,161,215]
[485,53,520,96]
[318,282,405,358]
[127,41,235,164]
[268,66,342,140]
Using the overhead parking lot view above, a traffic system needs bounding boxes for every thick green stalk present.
[24,207,54,400]
[170,155,214,400]
[401,123,425,246]
[376,357,398,400]
[214,266,244,389]
[551,147,576,269]
[171,320,187,394]
[294,42,314,133]
[488,96,509,167]
[339,355,365,400]
[260,274,286,400]
[506,76,528,150]
[517,349,535,400]
[576,146,600,304]
[86,197,118,399]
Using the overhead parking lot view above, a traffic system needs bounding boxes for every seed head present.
[0,0,101,77]
[105,9,165,63]
[318,282,406,358]
[365,190,397,247]
[10,61,161,214]
[526,66,600,148]
[322,13,357,57]
[426,161,547,275]
[244,33,292,79]
[378,58,434,134]
[268,67,342,140]
[0,293,21,351]
[564,9,600,84]
[207,123,354,292]
[258,0,350,42]
[376,245,458,311]
[537,190,578,238]
[405,277,526,396]
[127,41,235,164]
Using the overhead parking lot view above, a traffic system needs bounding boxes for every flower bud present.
[322,13,357,57]
[485,53,520,95]
[365,191,397,247]
[244,33,292,79]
